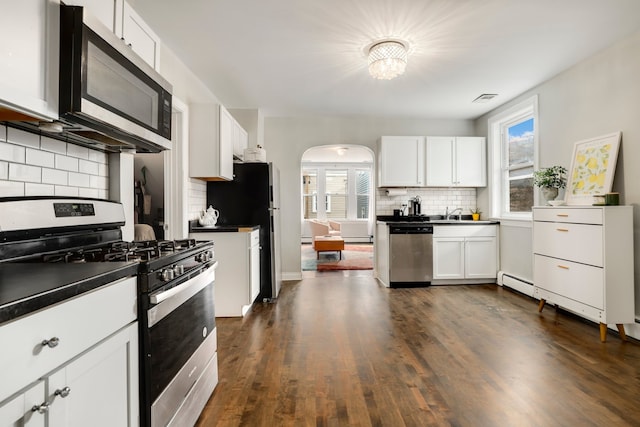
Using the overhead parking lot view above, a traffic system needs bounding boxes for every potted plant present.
[533,166,567,203]
[470,208,481,221]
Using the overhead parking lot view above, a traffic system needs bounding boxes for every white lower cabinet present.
[189,229,260,316]
[432,237,465,279]
[433,225,497,282]
[47,323,138,427]
[0,381,46,427]
[0,277,138,426]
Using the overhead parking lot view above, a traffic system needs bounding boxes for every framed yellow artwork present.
[565,132,621,205]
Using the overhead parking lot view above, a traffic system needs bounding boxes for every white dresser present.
[532,206,634,342]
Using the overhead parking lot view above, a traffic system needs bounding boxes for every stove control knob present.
[160,268,175,282]
[173,264,184,275]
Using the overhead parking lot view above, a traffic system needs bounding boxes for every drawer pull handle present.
[556,228,569,232]
[31,402,50,414]
[557,265,570,270]
[41,337,60,348]
[556,214,569,217]
[55,387,71,398]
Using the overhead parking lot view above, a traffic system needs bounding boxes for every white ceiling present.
[130,0,640,119]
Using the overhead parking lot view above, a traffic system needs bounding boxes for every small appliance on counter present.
[243,146,267,163]
[409,195,422,215]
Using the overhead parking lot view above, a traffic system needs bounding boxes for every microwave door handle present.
[150,261,218,304]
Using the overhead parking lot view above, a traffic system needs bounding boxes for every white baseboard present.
[282,271,303,281]
[498,271,534,297]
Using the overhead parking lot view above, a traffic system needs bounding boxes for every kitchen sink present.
[429,220,494,224]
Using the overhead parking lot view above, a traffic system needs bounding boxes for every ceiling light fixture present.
[368,40,408,80]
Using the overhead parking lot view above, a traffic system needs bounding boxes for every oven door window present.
[148,281,215,403]
[84,28,161,133]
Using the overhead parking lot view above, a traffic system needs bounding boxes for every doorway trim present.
[164,97,189,239]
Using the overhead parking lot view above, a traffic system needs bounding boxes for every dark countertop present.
[189,220,260,233]
[377,215,444,222]
[376,215,500,225]
[0,262,139,325]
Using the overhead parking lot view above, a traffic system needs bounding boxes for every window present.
[504,117,534,212]
[325,169,347,218]
[488,96,538,219]
[302,170,317,219]
[355,169,370,219]
[301,165,371,220]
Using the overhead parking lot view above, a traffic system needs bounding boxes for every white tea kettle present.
[198,205,219,227]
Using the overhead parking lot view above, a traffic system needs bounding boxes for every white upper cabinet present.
[378,136,426,187]
[64,0,122,32]
[65,0,160,70]
[233,124,249,161]
[189,104,234,181]
[0,0,59,121]
[426,136,486,187]
[121,2,160,70]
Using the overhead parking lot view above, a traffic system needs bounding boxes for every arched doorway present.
[300,145,375,272]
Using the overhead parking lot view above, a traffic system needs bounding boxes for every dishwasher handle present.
[389,225,433,234]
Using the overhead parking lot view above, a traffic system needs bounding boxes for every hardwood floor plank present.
[196,273,640,427]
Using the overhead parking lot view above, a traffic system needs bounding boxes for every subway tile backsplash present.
[188,178,207,220]
[376,187,477,216]
[0,125,109,199]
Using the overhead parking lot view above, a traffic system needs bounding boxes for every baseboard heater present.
[498,271,534,297]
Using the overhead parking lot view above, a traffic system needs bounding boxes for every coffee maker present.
[409,196,422,215]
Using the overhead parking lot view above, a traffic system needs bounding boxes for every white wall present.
[264,116,475,279]
[475,29,640,337]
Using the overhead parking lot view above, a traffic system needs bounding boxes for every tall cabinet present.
[533,206,634,342]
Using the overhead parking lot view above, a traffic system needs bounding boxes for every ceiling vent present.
[472,94,498,103]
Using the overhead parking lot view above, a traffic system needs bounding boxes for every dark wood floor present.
[196,271,640,427]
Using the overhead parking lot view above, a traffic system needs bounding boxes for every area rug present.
[301,243,373,271]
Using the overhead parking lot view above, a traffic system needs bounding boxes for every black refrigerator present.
[206,162,281,300]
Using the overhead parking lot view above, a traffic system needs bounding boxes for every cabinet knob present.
[31,402,50,414]
[55,387,71,398]
[41,337,60,348]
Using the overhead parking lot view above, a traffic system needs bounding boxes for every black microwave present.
[58,5,172,152]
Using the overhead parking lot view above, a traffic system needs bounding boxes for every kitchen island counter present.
[0,262,139,325]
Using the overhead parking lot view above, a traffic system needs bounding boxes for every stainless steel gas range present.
[0,197,219,427]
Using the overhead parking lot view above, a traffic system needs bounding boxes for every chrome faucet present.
[445,207,463,221]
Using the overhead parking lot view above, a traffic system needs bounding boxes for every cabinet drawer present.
[533,207,602,224]
[534,255,603,310]
[0,276,137,403]
[533,222,602,266]
[433,225,496,238]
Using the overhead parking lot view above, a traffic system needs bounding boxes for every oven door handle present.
[148,261,218,328]
[150,261,218,305]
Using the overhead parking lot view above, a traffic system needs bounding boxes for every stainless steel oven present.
[0,197,220,427]
[142,259,219,427]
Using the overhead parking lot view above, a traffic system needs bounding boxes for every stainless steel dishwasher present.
[389,223,433,287]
